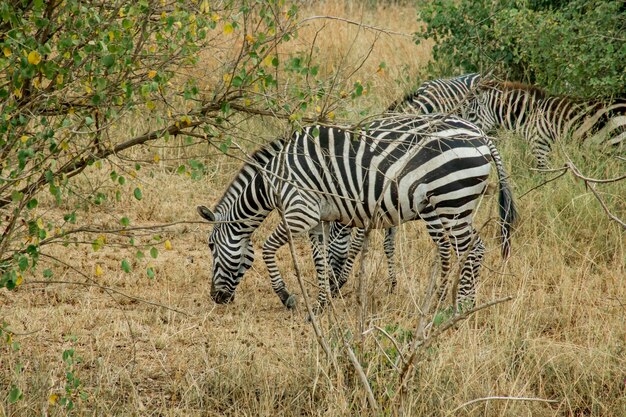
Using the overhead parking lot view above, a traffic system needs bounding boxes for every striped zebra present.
[467,81,626,168]
[388,73,483,114]
[326,73,487,294]
[197,114,517,312]
[329,73,483,294]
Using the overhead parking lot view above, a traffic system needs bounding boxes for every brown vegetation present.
[1,2,624,416]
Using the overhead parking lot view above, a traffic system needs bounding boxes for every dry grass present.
[1,2,625,417]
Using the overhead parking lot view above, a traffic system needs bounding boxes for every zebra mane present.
[487,81,548,98]
[213,138,286,216]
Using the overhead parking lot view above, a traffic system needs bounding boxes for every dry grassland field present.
[1,2,625,417]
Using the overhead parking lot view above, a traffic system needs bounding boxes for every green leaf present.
[146,267,155,279]
[43,269,53,278]
[136,250,144,260]
[232,75,243,87]
[120,217,130,226]
[149,247,158,259]
[18,256,29,272]
[133,187,142,200]
[121,259,131,273]
[8,386,22,404]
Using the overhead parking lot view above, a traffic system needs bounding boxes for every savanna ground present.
[1,2,625,416]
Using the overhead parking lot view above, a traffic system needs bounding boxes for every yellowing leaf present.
[32,78,41,89]
[36,218,44,229]
[146,100,156,110]
[147,70,157,79]
[262,55,273,67]
[180,115,191,126]
[200,0,210,14]
[211,13,220,22]
[60,141,69,151]
[327,111,335,120]
[244,98,251,106]
[223,23,233,35]
[153,153,161,163]
[48,394,58,405]
[164,240,172,250]
[2,47,11,57]
[20,135,28,143]
[223,73,231,83]
[315,105,322,113]
[95,265,104,277]
[108,31,115,42]
[245,34,255,43]
[27,50,42,65]
[13,88,22,99]
[16,274,23,286]
[56,73,63,85]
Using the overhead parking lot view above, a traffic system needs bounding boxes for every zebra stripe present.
[388,73,483,115]
[328,73,487,294]
[468,81,626,168]
[198,114,516,312]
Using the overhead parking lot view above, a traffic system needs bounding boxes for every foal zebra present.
[328,73,487,294]
[198,114,516,312]
[467,81,626,168]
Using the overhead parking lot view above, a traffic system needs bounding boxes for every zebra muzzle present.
[211,290,235,304]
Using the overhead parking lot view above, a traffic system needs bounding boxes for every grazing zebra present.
[467,81,626,168]
[326,73,487,294]
[388,73,483,114]
[197,114,516,312]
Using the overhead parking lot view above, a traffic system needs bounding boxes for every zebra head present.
[197,205,254,304]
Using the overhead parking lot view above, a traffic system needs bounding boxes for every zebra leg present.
[262,221,298,309]
[420,205,453,304]
[332,227,365,296]
[309,225,331,314]
[327,222,352,295]
[447,223,484,311]
[456,235,485,308]
[383,227,398,293]
[530,135,552,169]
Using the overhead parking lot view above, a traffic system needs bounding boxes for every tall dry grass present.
[1,2,624,416]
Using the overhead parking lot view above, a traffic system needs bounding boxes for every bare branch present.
[298,15,413,38]
[566,161,626,230]
[447,395,558,416]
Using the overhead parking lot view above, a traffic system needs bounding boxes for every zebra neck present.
[215,168,273,228]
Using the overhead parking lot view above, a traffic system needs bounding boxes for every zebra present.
[197,114,517,312]
[327,73,487,295]
[466,80,626,168]
[387,73,483,114]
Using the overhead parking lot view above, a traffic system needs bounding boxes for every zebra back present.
[388,73,482,115]
[473,81,626,158]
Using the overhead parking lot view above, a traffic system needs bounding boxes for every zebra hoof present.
[306,304,325,322]
[284,294,297,310]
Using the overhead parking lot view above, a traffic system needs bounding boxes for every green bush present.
[415,0,626,97]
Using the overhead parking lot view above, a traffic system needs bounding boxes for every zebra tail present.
[487,139,517,259]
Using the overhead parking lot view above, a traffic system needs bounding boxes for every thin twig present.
[566,161,626,230]
[447,395,558,416]
[298,15,413,38]
[343,338,380,412]
[398,296,513,390]
[519,167,569,199]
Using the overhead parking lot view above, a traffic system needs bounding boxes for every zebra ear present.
[197,205,215,222]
